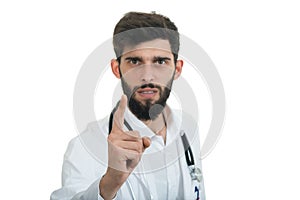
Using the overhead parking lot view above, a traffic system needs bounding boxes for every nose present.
[140,64,155,83]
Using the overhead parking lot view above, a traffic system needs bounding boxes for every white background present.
[1,0,299,199]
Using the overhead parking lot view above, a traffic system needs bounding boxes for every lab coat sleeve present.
[50,136,114,200]
[70,177,119,200]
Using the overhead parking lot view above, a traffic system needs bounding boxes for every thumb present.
[142,137,151,150]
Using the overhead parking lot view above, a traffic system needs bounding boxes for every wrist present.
[99,168,128,199]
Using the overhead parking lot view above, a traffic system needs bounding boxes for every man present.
[51,12,205,200]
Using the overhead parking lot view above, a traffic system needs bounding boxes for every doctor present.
[51,12,205,200]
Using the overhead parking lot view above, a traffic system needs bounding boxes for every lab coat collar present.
[123,105,182,142]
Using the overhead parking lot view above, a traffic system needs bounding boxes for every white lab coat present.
[51,106,206,200]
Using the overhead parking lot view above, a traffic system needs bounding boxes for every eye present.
[157,59,166,64]
[156,59,167,65]
[153,57,171,65]
[129,58,140,65]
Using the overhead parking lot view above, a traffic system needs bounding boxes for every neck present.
[142,114,165,133]
[142,109,168,144]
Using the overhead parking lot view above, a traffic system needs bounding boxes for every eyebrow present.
[153,56,171,62]
[124,56,172,63]
[124,56,143,62]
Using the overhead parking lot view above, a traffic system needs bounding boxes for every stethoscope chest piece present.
[189,165,202,183]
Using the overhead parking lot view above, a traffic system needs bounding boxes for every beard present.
[121,79,174,121]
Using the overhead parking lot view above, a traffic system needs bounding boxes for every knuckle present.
[130,130,140,138]
[107,134,113,141]
[134,130,140,136]
[136,142,142,153]
[107,135,115,145]
[107,131,121,142]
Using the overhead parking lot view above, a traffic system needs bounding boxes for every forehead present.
[122,39,173,58]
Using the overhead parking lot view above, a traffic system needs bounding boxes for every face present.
[111,39,183,120]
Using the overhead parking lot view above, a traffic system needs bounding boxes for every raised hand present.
[100,95,151,199]
[108,94,151,172]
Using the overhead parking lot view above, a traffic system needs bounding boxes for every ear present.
[173,59,183,80]
[111,59,121,79]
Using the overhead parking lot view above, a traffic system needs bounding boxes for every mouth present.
[136,87,159,99]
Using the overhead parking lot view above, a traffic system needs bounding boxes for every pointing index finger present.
[112,95,127,131]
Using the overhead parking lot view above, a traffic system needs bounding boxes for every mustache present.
[133,83,162,92]
[140,83,155,89]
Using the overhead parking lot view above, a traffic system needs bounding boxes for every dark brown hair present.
[113,12,180,62]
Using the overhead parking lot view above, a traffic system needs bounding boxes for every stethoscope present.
[108,103,203,200]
